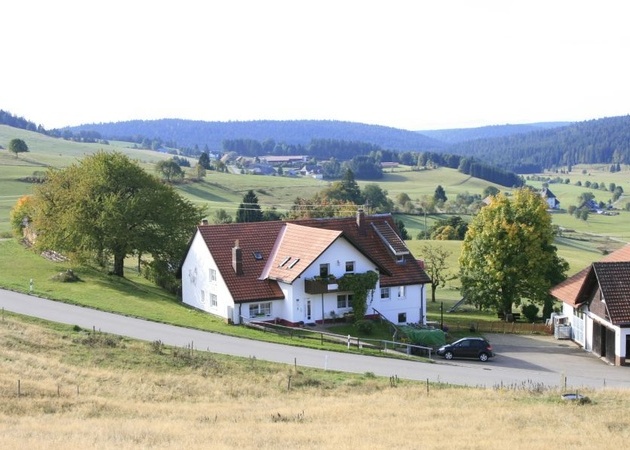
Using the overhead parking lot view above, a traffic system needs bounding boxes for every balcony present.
[304,277,339,294]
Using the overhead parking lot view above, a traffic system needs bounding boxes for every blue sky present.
[3,0,630,130]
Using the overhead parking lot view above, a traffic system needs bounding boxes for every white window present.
[345,261,355,273]
[337,294,353,309]
[380,287,390,299]
[209,268,217,282]
[200,289,206,305]
[319,263,330,278]
[398,286,406,299]
[249,302,271,318]
[210,293,217,308]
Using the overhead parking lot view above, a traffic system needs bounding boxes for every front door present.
[306,300,312,321]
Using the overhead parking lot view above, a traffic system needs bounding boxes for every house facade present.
[180,212,431,326]
[551,245,630,366]
[540,187,560,210]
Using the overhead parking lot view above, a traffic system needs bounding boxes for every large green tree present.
[323,169,364,205]
[8,138,29,157]
[155,159,184,183]
[459,189,567,315]
[31,151,203,277]
[362,183,393,213]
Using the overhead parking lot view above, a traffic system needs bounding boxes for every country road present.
[2,288,628,390]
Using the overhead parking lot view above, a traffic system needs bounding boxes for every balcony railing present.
[304,277,339,294]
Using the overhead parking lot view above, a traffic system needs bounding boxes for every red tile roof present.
[195,213,431,304]
[265,224,342,283]
[594,262,630,324]
[551,244,630,307]
[580,262,630,325]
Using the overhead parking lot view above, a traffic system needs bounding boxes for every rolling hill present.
[64,119,446,152]
[445,115,630,173]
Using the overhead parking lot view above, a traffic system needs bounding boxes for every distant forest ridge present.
[446,115,630,173]
[3,109,630,173]
[65,119,446,152]
[63,116,630,173]
[417,122,571,144]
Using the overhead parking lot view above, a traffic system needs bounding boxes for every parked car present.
[436,337,494,362]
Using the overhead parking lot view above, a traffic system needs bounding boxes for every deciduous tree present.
[8,138,28,157]
[155,159,184,183]
[30,151,203,278]
[362,183,393,213]
[421,243,454,302]
[459,189,567,315]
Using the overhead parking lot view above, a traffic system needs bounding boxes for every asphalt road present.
[2,288,629,390]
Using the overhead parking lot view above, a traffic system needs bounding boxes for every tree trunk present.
[500,286,513,318]
[431,284,437,302]
[113,253,125,277]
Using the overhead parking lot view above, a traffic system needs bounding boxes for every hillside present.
[444,115,630,173]
[65,119,446,152]
[418,122,571,144]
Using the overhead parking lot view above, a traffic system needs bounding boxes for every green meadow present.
[1,124,629,279]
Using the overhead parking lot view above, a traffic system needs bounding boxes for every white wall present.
[183,231,427,327]
[285,237,426,325]
[370,283,425,324]
[181,231,235,321]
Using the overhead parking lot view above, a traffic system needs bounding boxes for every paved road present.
[1,288,628,390]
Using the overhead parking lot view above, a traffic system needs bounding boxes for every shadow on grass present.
[178,183,233,203]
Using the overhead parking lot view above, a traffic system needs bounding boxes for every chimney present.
[232,240,243,275]
[201,218,208,225]
[356,209,366,235]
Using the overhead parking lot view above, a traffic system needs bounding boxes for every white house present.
[180,211,431,326]
[540,187,560,210]
[551,245,630,366]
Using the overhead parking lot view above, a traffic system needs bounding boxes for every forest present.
[4,110,630,175]
[447,115,630,173]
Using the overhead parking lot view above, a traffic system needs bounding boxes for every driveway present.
[434,332,627,389]
[1,288,628,390]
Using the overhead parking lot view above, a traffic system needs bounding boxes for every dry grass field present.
[1,313,629,450]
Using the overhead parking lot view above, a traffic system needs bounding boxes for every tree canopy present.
[155,159,184,183]
[8,138,29,157]
[236,190,263,223]
[30,151,203,278]
[420,243,454,303]
[459,189,568,315]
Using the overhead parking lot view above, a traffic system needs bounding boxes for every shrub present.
[355,320,374,335]
[522,304,540,323]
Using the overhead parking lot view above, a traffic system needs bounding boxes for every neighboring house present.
[540,187,560,210]
[248,163,275,175]
[550,245,630,366]
[180,211,431,326]
[261,155,308,165]
[580,199,601,212]
[299,164,323,178]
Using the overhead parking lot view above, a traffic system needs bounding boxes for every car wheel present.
[479,352,489,362]
[444,351,454,360]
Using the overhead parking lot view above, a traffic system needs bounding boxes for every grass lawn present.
[3,312,629,449]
